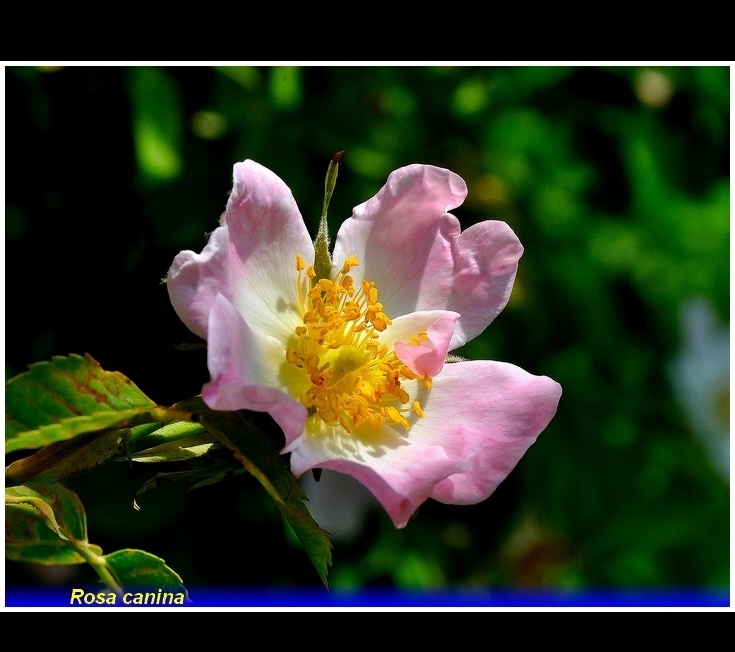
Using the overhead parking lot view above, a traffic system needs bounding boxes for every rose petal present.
[224,160,316,343]
[391,310,459,377]
[167,225,231,341]
[168,160,314,345]
[332,165,523,349]
[406,359,562,504]
[202,293,307,446]
[287,422,468,529]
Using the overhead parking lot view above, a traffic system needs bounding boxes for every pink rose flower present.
[167,160,562,528]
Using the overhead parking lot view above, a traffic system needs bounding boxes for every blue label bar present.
[4,587,730,608]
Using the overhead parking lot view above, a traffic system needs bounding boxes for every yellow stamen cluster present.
[287,255,427,434]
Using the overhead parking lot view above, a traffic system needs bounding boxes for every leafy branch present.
[5,354,332,592]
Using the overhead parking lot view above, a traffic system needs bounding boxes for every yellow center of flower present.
[286,255,429,434]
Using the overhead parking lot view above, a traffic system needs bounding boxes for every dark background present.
[5,65,729,596]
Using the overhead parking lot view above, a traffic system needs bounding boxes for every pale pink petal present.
[224,160,315,343]
[431,439,542,505]
[167,225,230,340]
[406,360,562,504]
[391,310,459,377]
[287,425,468,529]
[167,160,314,345]
[202,293,307,446]
[445,221,524,348]
[332,165,523,349]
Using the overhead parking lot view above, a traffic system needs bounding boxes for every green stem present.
[67,536,123,597]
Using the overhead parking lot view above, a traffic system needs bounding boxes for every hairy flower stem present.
[313,151,344,284]
[69,536,123,597]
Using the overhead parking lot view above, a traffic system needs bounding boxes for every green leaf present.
[103,549,189,600]
[6,429,126,486]
[127,440,218,464]
[5,484,100,565]
[128,420,210,450]
[178,398,333,587]
[124,420,219,463]
[5,353,158,454]
[127,422,164,442]
[5,486,66,538]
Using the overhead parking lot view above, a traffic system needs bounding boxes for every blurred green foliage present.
[5,65,729,595]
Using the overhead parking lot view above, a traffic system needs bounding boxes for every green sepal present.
[312,151,344,283]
